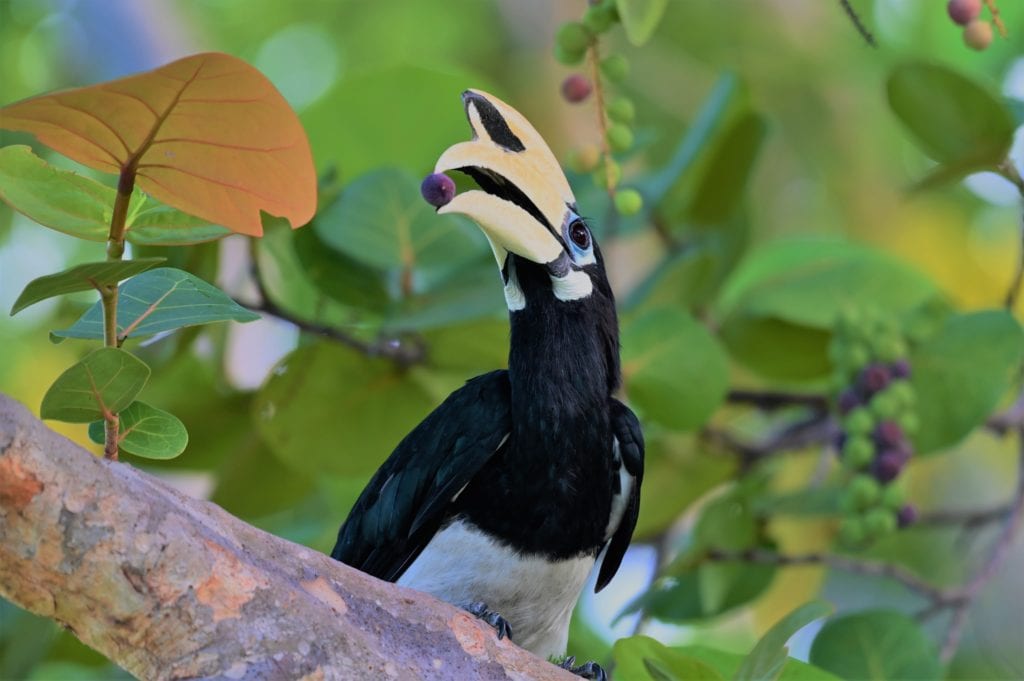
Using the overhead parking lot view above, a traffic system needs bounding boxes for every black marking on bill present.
[463,92,526,152]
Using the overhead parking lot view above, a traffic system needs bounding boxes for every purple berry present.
[874,420,905,448]
[872,451,904,483]
[859,363,891,395]
[421,173,456,208]
[947,0,981,26]
[838,388,861,415]
[890,359,911,379]
[897,504,918,528]
[561,74,593,103]
[834,430,848,453]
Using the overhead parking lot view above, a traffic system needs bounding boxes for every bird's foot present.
[464,601,513,641]
[558,656,608,681]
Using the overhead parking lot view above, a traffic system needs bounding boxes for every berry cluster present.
[555,0,643,217]
[830,308,919,547]
[947,0,1006,51]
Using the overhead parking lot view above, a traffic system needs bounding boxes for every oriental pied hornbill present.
[331,90,643,678]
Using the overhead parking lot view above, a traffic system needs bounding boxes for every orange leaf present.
[0,52,316,237]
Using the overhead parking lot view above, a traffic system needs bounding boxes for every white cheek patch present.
[505,274,526,311]
[551,268,593,301]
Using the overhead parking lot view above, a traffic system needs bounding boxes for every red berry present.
[947,0,982,26]
[872,451,904,483]
[421,173,456,208]
[874,420,905,448]
[561,74,593,103]
[860,363,891,395]
[897,504,918,528]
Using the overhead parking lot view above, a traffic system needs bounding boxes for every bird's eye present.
[569,220,590,250]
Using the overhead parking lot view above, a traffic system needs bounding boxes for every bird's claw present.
[559,656,608,681]
[464,601,513,641]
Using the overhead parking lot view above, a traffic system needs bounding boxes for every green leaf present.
[254,220,356,326]
[680,646,841,681]
[622,308,729,431]
[887,62,1014,183]
[615,0,668,46]
[254,342,437,477]
[633,433,737,538]
[90,402,188,460]
[718,238,939,381]
[384,261,504,332]
[646,74,741,204]
[314,167,486,277]
[685,112,767,225]
[809,610,942,681]
[302,64,496,179]
[0,145,111,241]
[52,268,260,341]
[41,347,150,423]
[735,601,832,681]
[613,636,725,681]
[0,145,230,246]
[10,258,165,315]
[293,225,391,312]
[911,310,1024,454]
[127,200,231,246]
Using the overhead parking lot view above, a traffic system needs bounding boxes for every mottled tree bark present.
[0,394,575,681]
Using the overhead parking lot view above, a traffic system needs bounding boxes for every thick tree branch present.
[0,394,573,681]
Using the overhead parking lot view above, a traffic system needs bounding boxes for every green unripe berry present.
[600,54,630,82]
[554,43,586,66]
[874,337,908,363]
[583,4,616,33]
[606,123,634,152]
[849,474,881,508]
[881,483,906,510]
[606,96,635,124]
[843,436,875,469]
[593,156,621,188]
[847,344,870,372]
[864,507,897,537]
[844,407,875,436]
[897,411,920,435]
[869,392,899,420]
[888,381,916,408]
[614,189,643,216]
[557,22,593,54]
[839,517,866,546]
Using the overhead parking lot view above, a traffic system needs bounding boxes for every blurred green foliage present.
[2,1,1024,679]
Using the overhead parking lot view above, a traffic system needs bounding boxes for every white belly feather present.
[397,519,594,659]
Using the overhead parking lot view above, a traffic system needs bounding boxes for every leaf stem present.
[997,160,1024,310]
[586,39,614,196]
[100,166,137,460]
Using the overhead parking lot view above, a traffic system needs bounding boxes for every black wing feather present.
[595,399,644,592]
[330,370,510,582]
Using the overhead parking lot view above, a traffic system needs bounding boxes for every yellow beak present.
[433,90,575,268]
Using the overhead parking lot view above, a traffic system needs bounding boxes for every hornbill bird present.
[331,89,644,678]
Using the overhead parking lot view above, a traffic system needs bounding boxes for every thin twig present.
[997,161,1024,310]
[837,0,877,47]
[242,245,426,367]
[702,413,838,469]
[726,389,830,412]
[586,39,613,196]
[705,548,947,603]
[983,0,1008,39]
